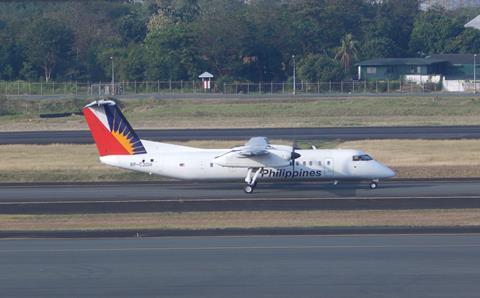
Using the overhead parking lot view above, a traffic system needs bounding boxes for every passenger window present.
[302,161,306,166]
[296,161,299,166]
[318,161,322,166]
[150,159,154,162]
[309,161,313,166]
[210,163,214,167]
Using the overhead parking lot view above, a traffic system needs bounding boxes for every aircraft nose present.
[382,165,396,178]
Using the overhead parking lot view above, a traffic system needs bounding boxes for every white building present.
[422,0,480,10]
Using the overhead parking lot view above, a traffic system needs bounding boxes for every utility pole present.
[292,54,296,95]
[110,56,115,96]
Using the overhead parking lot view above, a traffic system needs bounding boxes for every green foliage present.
[335,33,359,75]
[0,0,478,82]
[409,7,464,55]
[145,23,199,80]
[22,18,74,82]
[298,54,344,82]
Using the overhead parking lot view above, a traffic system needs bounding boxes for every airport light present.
[110,56,115,96]
[292,54,296,95]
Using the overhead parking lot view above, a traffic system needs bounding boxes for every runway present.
[1,180,480,214]
[1,234,480,297]
[2,125,480,144]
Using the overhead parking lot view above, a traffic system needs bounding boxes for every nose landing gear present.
[369,179,379,189]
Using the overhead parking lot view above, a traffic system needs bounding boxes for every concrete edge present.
[2,226,480,239]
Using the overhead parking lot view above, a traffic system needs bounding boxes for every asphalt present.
[3,125,480,144]
[1,180,480,214]
[1,234,480,297]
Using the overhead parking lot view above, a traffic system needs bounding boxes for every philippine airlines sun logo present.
[106,105,147,155]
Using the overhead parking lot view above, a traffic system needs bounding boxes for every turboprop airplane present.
[83,99,395,193]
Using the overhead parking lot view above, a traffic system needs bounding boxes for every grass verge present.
[1,210,480,231]
[2,96,480,130]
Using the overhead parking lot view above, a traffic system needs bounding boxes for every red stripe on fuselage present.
[83,107,131,156]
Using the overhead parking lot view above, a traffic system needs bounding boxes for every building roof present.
[356,58,446,67]
[199,71,214,78]
[465,15,480,30]
[428,54,476,65]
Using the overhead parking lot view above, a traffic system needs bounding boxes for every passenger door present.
[324,158,334,177]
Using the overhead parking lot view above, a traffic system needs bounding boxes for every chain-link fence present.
[0,80,450,97]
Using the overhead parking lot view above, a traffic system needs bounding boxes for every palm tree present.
[335,33,359,74]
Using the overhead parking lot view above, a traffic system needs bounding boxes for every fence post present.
[259,82,261,94]
[75,81,78,96]
[376,80,378,93]
[352,81,355,93]
[40,83,43,96]
[53,81,55,95]
[223,82,226,94]
[364,80,367,93]
[341,81,344,93]
[169,80,172,92]
[29,82,32,95]
[247,83,250,95]
[235,82,238,94]
[17,81,19,95]
[134,81,137,94]
[181,80,184,93]
[329,81,332,93]
[282,82,285,94]
[387,80,390,94]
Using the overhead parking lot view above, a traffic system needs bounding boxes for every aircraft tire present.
[369,182,378,189]
[244,185,254,194]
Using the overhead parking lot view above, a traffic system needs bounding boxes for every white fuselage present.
[100,140,395,182]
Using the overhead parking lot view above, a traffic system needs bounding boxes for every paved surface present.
[2,125,480,144]
[1,234,480,297]
[1,180,480,214]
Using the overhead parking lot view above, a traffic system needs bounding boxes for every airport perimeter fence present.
[0,80,446,98]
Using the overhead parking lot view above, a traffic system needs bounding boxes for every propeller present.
[291,140,301,171]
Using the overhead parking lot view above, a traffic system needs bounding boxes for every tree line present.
[0,0,479,83]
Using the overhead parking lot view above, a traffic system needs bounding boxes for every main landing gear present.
[244,168,262,194]
[369,179,379,189]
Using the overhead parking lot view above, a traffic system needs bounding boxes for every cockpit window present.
[352,154,373,161]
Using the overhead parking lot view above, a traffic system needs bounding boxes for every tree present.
[335,33,358,73]
[23,18,74,82]
[361,37,400,59]
[298,54,344,82]
[409,7,463,55]
[144,22,200,80]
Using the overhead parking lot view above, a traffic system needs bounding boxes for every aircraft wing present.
[237,137,270,156]
[214,137,294,168]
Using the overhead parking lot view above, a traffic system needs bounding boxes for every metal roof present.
[199,72,214,78]
[429,54,476,65]
[356,58,446,66]
[465,15,480,30]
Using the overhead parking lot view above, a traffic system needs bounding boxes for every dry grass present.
[1,210,480,231]
[1,139,480,182]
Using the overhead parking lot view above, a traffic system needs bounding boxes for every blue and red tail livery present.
[83,100,146,156]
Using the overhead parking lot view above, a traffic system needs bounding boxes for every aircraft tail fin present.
[82,100,147,156]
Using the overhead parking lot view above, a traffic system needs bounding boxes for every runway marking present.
[1,243,480,253]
